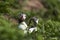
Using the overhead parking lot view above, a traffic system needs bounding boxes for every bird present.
[28,17,39,33]
[18,13,39,34]
[18,13,28,34]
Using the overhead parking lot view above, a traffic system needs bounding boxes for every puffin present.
[18,13,28,34]
[28,17,39,33]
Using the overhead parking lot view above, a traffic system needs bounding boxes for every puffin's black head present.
[18,13,26,23]
[32,17,39,24]
[20,13,26,20]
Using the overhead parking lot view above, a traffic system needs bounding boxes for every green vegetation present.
[0,0,60,40]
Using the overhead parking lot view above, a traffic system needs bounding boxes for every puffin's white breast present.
[18,22,28,30]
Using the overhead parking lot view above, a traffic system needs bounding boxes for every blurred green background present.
[0,0,60,40]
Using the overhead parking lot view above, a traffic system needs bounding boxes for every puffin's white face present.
[36,19,39,24]
[22,14,26,20]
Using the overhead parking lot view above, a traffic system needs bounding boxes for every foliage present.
[0,0,60,40]
[0,15,25,40]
